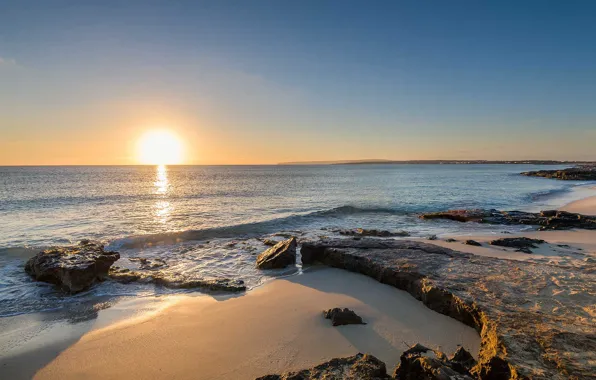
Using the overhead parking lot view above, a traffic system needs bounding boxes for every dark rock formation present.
[419,209,596,230]
[489,238,545,250]
[336,228,410,237]
[323,308,366,326]
[446,238,458,243]
[393,344,475,380]
[465,240,482,246]
[108,267,246,292]
[256,237,297,269]
[521,166,596,181]
[300,238,596,379]
[256,353,389,380]
[24,240,120,293]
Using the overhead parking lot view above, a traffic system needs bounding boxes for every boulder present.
[256,237,297,269]
[24,240,120,293]
[256,353,389,380]
[464,240,482,246]
[393,344,474,380]
[323,308,366,326]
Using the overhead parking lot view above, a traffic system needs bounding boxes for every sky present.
[0,0,595,165]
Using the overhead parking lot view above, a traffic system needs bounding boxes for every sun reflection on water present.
[153,165,172,224]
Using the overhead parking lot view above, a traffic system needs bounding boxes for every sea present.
[0,164,593,319]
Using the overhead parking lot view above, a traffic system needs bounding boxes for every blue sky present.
[0,0,595,164]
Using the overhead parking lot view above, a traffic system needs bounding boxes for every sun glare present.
[137,130,184,165]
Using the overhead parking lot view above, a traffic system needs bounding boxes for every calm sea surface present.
[0,164,592,317]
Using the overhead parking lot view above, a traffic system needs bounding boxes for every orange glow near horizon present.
[137,130,184,165]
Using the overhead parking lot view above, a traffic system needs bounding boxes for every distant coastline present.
[278,159,596,165]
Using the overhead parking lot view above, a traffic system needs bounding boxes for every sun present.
[137,130,184,165]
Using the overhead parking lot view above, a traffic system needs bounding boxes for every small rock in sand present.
[465,240,482,246]
[323,307,366,326]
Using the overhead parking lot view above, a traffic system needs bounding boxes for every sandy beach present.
[34,268,480,379]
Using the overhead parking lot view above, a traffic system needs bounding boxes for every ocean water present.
[0,164,592,317]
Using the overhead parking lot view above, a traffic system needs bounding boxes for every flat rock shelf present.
[300,238,595,379]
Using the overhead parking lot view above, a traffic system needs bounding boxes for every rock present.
[261,239,278,246]
[489,237,545,249]
[427,234,438,240]
[129,257,166,270]
[445,238,458,242]
[256,237,297,269]
[255,353,389,380]
[521,166,596,181]
[24,240,120,293]
[419,209,596,230]
[449,346,477,374]
[393,344,474,380]
[300,238,596,379]
[515,247,533,254]
[464,240,482,246]
[323,308,366,326]
[108,268,246,292]
[336,228,410,237]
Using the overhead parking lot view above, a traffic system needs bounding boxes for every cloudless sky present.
[1,0,595,164]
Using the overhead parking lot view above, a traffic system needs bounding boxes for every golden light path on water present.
[153,164,172,225]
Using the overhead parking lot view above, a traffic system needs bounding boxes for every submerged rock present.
[323,307,366,326]
[300,238,596,379]
[24,240,120,293]
[256,353,389,380]
[419,209,596,230]
[108,268,246,292]
[129,257,167,270]
[256,237,297,269]
[521,166,596,181]
[336,228,410,237]
[490,237,545,250]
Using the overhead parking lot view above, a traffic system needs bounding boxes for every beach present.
[15,191,593,379]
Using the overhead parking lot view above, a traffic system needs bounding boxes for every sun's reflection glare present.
[153,165,172,224]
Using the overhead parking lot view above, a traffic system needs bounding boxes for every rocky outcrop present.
[300,238,596,379]
[256,237,297,269]
[256,353,389,380]
[489,237,545,252]
[521,166,596,181]
[323,308,366,326]
[393,344,475,379]
[336,228,410,237]
[109,267,246,292]
[24,240,120,293]
[419,209,596,230]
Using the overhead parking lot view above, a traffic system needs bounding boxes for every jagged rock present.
[393,344,474,380]
[521,166,596,180]
[336,228,410,237]
[255,353,389,380]
[108,268,246,292]
[323,308,366,326]
[489,237,545,250]
[256,237,297,269]
[465,240,482,246]
[24,240,120,293]
[300,238,596,379]
[449,347,477,374]
[419,209,596,230]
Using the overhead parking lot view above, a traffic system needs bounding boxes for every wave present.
[113,205,411,249]
[528,186,574,201]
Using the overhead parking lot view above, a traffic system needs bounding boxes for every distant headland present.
[278,159,596,165]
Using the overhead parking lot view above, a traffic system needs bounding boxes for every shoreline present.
[1,184,594,379]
